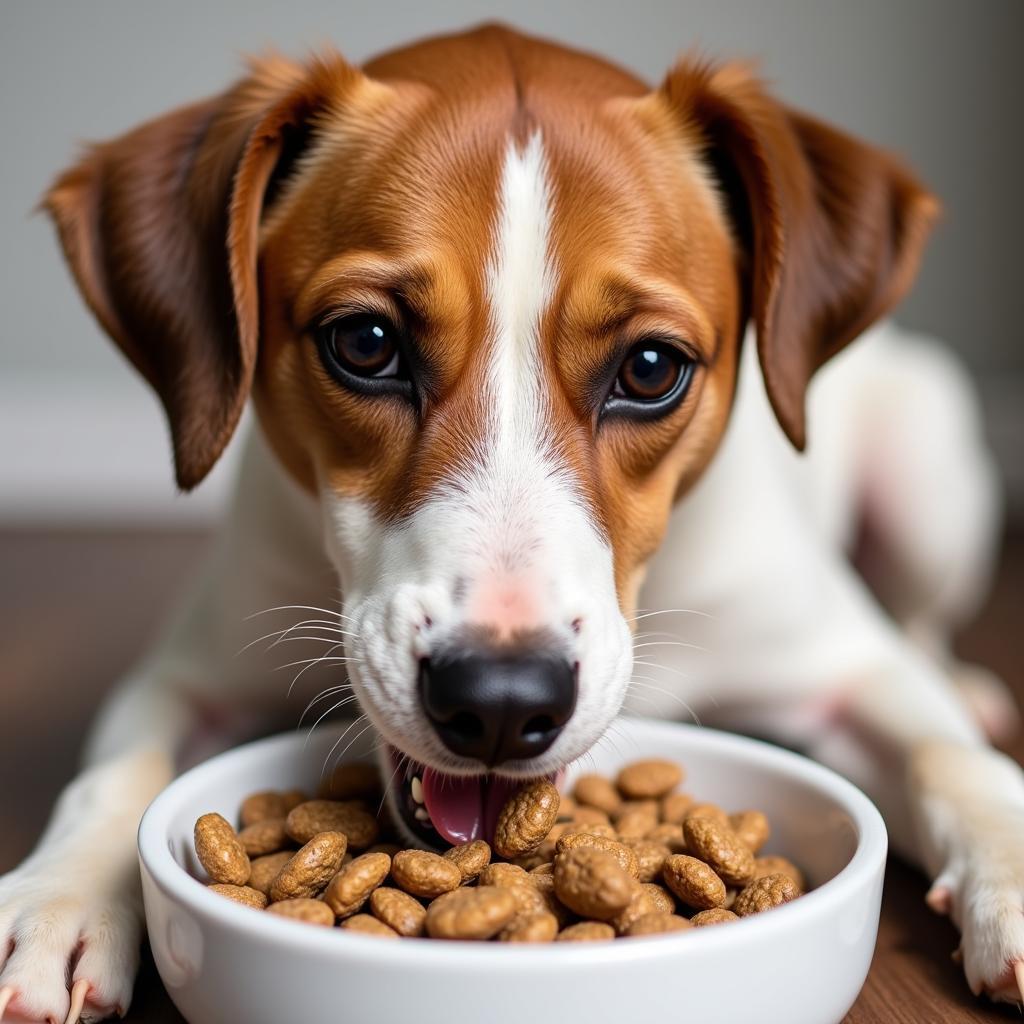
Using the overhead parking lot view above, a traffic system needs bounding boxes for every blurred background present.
[0,4,1021,1019]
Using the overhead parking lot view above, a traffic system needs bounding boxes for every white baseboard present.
[1,371,1021,527]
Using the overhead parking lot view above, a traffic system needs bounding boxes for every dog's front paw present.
[926,810,1024,1004]
[0,862,140,1023]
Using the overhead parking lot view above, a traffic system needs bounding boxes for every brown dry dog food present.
[556,921,616,942]
[553,847,636,920]
[625,913,691,936]
[425,886,518,939]
[269,831,349,902]
[266,898,335,926]
[196,754,809,941]
[195,813,250,886]
[207,883,268,909]
[285,800,379,848]
[733,873,801,917]
[682,817,755,888]
[616,759,683,799]
[323,852,392,918]
[391,849,463,899]
[493,780,560,859]
[444,840,491,882]
[369,887,427,937]
[341,914,399,937]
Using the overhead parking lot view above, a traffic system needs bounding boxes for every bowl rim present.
[138,718,887,969]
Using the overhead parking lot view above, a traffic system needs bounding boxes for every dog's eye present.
[318,315,403,378]
[314,314,415,399]
[610,341,694,410]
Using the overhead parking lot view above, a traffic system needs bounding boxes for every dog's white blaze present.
[485,132,554,452]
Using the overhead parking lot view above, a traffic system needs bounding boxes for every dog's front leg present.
[0,676,188,1024]
[793,628,1024,1003]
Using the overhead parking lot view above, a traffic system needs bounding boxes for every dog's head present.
[45,25,935,845]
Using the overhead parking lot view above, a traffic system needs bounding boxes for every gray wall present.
[2,0,1021,518]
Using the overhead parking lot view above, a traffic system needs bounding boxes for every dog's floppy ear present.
[658,61,938,448]
[43,53,367,489]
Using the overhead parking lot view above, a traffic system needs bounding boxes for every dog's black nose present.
[419,650,577,767]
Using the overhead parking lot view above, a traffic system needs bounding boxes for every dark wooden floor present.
[0,529,1021,1023]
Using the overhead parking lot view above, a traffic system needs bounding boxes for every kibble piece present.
[369,887,427,937]
[640,882,676,915]
[237,818,289,858]
[530,862,553,876]
[754,856,806,892]
[733,873,801,917]
[729,810,771,854]
[317,762,381,801]
[239,789,306,828]
[616,759,683,799]
[207,883,267,909]
[645,823,687,853]
[556,921,615,942]
[531,872,573,926]
[625,913,691,936]
[269,831,348,902]
[683,803,731,828]
[341,913,399,938]
[612,884,671,934]
[662,854,727,910]
[391,849,462,899]
[616,808,659,841]
[623,839,672,883]
[573,774,622,815]
[555,794,577,820]
[426,886,518,940]
[555,832,639,879]
[553,847,636,921]
[493,780,561,859]
[614,799,660,822]
[682,817,755,888]
[477,862,530,888]
[690,908,740,927]
[248,851,294,897]
[504,881,550,919]
[499,911,559,943]
[572,806,612,827]
[266,898,335,926]
[323,852,392,918]
[285,800,379,848]
[660,792,694,824]
[443,840,491,882]
[195,813,251,886]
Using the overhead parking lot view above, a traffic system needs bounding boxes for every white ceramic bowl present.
[138,718,886,1024]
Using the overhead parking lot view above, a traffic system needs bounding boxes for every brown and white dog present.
[1,23,1020,1022]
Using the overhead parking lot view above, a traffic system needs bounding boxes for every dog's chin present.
[380,743,564,851]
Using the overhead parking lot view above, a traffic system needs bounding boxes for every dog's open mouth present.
[386,744,560,848]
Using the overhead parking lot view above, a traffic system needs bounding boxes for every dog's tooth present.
[411,776,424,804]
[414,807,430,822]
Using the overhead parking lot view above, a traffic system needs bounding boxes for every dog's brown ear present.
[42,53,367,489]
[659,61,938,448]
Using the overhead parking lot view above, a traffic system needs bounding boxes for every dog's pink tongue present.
[421,768,484,845]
